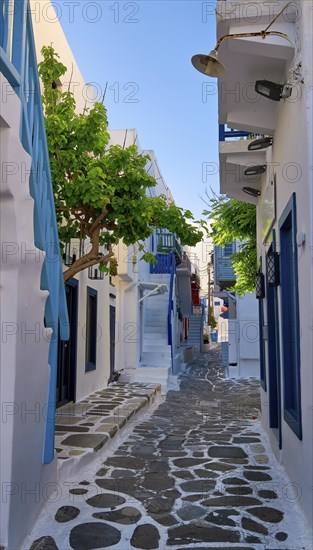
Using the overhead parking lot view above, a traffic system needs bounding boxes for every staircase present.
[134,274,172,391]
[184,315,203,351]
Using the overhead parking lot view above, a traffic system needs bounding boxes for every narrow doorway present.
[109,305,116,381]
[266,243,282,448]
[56,279,78,407]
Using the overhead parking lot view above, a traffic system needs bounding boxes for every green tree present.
[39,46,204,282]
[203,193,256,294]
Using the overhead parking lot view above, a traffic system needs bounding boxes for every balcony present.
[219,125,253,142]
[219,125,266,203]
[216,1,298,135]
[156,232,182,262]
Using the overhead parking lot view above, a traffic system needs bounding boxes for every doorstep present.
[54,382,161,480]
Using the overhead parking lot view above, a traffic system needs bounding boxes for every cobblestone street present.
[27,348,312,550]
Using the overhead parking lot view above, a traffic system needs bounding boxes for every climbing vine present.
[203,193,257,294]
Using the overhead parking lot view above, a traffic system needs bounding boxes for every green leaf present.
[203,192,257,294]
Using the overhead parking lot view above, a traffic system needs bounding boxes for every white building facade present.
[1,2,70,547]
[212,0,313,527]
[31,0,113,404]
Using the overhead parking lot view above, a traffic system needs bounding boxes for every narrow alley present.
[27,348,312,550]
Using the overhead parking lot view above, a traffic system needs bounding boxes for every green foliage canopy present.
[203,193,257,294]
[39,46,204,282]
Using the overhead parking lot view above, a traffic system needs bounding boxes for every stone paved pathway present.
[54,383,160,478]
[26,348,312,550]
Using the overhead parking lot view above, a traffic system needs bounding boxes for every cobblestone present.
[25,348,312,549]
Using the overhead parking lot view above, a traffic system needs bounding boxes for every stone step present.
[146,301,168,313]
[146,298,168,303]
[144,326,168,334]
[143,348,171,357]
[140,361,171,368]
[144,323,167,329]
[143,333,168,340]
[55,382,161,482]
[133,366,171,392]
[144,323,167,331]
[145,309,167,315]
[141,351,172,363]
[144,315,167,327]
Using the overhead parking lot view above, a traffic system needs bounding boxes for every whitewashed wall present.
[0,75,57,550]
[256,0,313,525]
[74,271,111,401]
[31,0,89,113]
[32,3,112,399]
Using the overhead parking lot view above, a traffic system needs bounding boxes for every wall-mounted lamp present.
[256,272,265,299]
[255,61,304,101]
[88,253,105,280]
[191,3,293,77]
[266,251,280,287]
[255,80,292,101]
[244,165,267,177]
[243,187,261,198]
[248,137,273,151]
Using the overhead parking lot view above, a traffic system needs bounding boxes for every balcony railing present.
[150,254,174,274]
[219,124,253,141]
[156,232,182,260]
[1,0,69,464]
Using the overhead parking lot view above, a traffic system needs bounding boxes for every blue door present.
[279,194,302,439]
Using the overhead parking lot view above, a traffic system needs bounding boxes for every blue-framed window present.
[279,193,302,439]
[85,287,98,372]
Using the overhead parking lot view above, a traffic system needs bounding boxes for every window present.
[279,194,302,439]
[85,287,97,372]
[223,243,234,258]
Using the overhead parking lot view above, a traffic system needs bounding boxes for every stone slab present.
[69,522,121,549]
[60,434,108,451]
[208,446,247,459]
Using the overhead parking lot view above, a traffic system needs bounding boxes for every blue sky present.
[55,0,219,220]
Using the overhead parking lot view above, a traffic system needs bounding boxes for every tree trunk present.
[63,229,113,283]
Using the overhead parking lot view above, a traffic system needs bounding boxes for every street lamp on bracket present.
[191,2,295,78]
